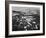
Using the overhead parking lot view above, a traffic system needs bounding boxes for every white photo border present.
[8,4,43,35]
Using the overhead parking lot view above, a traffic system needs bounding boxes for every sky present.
[12,7,40,15]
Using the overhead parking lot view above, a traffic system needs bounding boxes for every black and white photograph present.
[12,7,40,31]
[5,1,45,37]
